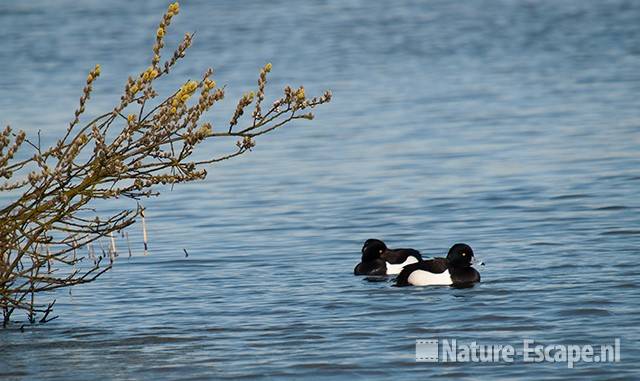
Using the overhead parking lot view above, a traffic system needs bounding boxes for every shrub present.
[0,1,330,327]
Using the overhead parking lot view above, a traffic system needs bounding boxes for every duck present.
[354,239,423,276]
[395,243,481,287]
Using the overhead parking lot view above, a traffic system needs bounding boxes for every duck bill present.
[471,257,485,266]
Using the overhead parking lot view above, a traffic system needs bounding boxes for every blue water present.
[1,0,640,379]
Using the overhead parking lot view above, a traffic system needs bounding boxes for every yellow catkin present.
[204,79,216,90]
[168,2,180,15]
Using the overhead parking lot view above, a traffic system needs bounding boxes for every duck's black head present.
[361,239,387,261]
[446,243,475,267]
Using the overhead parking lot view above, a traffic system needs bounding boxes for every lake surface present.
[1,0,640,379]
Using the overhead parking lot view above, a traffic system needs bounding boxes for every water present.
[1,0,640,379]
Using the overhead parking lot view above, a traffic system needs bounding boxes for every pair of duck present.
[354,239,481,287]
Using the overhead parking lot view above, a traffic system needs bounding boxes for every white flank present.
[385,256,419,275]
[407,269,452,286]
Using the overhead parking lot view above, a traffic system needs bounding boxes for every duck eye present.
[462,252,466,256]
[379,249,383,254]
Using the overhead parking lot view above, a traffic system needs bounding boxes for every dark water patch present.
[556,308,612,317]
[593,205,631,211]
[550,194,592,200]
[0,372,30,381]
[600,229,640,236]
[295,362,362,370]
[530,241,561,246]
[489,204,526,211]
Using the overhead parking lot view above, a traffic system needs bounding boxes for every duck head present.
[446,243,478,268]
[361,239,387,261]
